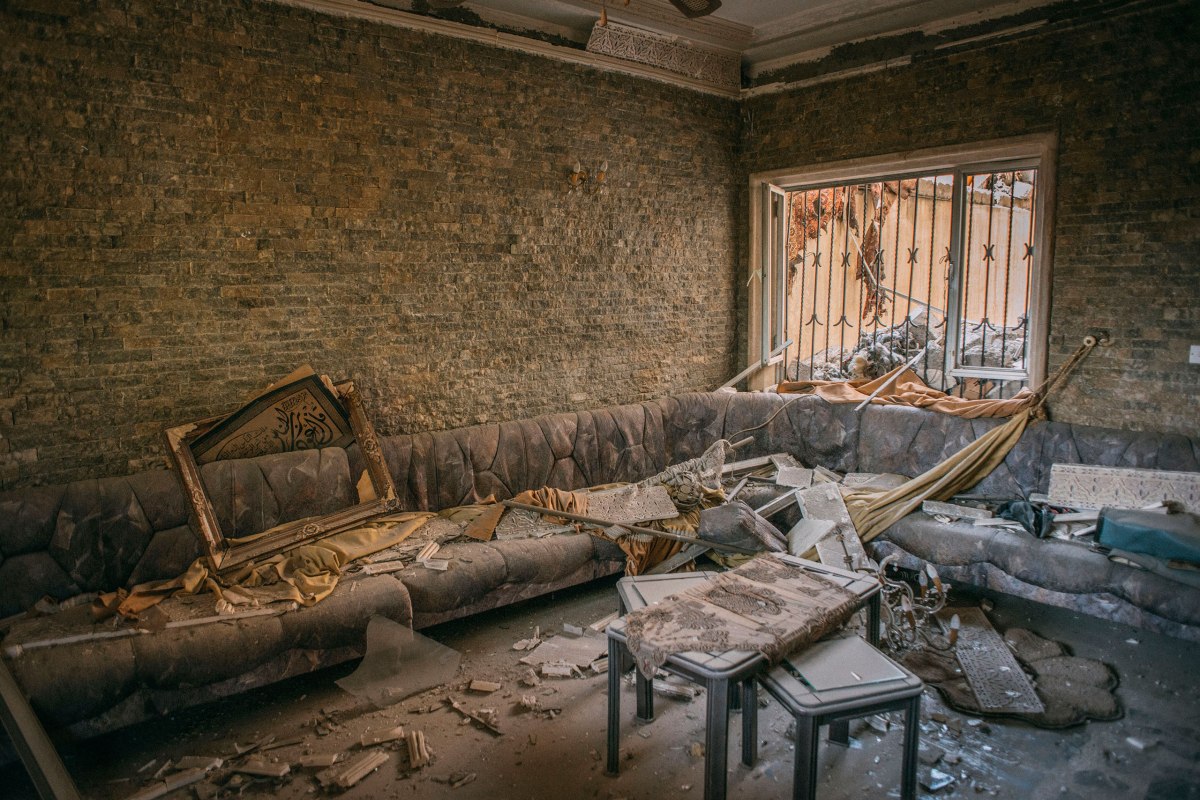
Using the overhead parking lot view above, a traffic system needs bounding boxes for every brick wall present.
[741,1,1200,437]
[0,0,740,488]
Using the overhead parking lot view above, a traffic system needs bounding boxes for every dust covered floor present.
[4,575,1199,800]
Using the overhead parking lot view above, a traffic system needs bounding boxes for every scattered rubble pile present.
[117,717,433,800]
[788,308,1028,393]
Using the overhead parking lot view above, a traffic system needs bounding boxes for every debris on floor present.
[468,679,501,693]
[319,750,389,790]
[922,766,956,792]
[538,661,578,679]
[359,725,406,747]
[947,606,1044,714]
[517,628,606,669]
[406,730,432,768]
[623,672,700,701]
[445,695,503,735]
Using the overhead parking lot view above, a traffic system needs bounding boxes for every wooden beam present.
[0,656,82,800]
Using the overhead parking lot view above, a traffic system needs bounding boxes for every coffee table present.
[605,556,880,800]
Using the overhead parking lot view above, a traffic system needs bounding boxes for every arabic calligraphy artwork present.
[190,374,354,464]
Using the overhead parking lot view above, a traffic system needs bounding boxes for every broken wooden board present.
[406,730,431,768]
[721,455,774,477]
[323,750,389,789]
[812,465,843,484]
[785,517,835,557]
[948,607,1044,714]
[468,680,501,693]
[769,453,804,470]
[445,696,503,735]
[645,542,711,575]
[796,482,855,537]
[775,466,814,489]
[753,489,800,519]
[0,651,83,800]
[814,530,871,573]
[359,726,406,747]
[797,481,870,570]
[578,484,679,524]
[235,760,290,778]
[123,768,206,800]
[1047,464,1200,514]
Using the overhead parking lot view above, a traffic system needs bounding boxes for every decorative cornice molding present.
[269,0,741,97]
[559,0,754,50]
[587,22,741,91]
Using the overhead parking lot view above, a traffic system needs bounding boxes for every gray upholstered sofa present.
[1,391,1197,745]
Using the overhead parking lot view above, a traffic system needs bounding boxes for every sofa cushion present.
[489,533,598,586]
[396,541,509,614]
[0,573,412,731]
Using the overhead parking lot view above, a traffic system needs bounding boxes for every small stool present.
[755,636,923,800]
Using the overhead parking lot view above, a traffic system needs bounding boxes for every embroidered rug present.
[622,555,860,677]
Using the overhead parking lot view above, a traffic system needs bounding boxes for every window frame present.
[746,134,1056,391]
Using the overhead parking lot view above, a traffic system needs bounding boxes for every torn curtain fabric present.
[621,555,858,678]
[843,410,1034,542]
[95,511,435,620]
[777,365,1038,419]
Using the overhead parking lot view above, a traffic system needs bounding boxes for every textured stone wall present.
[0,0,740,488]
[742,1,1200,437]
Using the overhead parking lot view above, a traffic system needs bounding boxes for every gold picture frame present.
[163,379,399,573]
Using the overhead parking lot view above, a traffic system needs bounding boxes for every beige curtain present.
[844,410,1033,542]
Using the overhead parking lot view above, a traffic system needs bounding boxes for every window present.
[747,135,1054,398]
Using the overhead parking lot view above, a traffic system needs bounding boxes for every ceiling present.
[444,0,1060,76]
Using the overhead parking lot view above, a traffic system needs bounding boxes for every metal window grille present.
[778,167,1040,400]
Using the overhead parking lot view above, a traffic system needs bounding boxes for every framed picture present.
[189,372,355,464]
[163,376,399,573]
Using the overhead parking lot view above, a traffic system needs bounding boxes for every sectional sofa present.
[1,390,1196,744]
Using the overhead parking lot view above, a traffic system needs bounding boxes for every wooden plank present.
[0,654,82,800]
[645,543,711,575]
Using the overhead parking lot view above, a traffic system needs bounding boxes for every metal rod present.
[719,340,793,389]
[3,606,289,658]
[854,346,929,411]
[499,500,757,555]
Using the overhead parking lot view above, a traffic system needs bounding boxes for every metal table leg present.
[794,716,820,800]
[741,679,757,767]
[901,695,921,800]
[704,678,730,800]
[635,670,654,722]
[829,718,850,746]
[607,636,621,775]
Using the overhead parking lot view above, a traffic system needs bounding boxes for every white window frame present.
[746,134,1056,391]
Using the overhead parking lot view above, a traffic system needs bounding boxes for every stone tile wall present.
[0,0,740,488]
